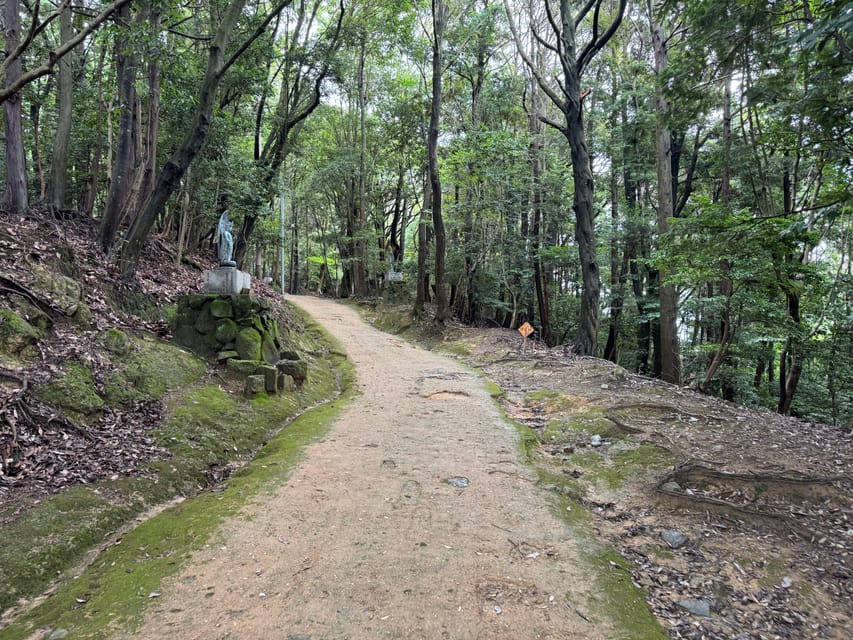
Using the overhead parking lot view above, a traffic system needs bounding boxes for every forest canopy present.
[1,0,851,426]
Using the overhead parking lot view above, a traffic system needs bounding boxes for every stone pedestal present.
[204,267,251,295]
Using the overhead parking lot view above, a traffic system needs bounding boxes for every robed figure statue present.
[217,210,236,267]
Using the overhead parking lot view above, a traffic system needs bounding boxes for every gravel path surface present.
[119,296,607,639]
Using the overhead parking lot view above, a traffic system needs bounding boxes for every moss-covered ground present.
[484,376,669,639]
[0,396,351,640]
[0,304,353,634]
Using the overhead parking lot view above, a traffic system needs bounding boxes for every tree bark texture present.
[100,2,139,253]
[652,19,681,383]
[4,0,28,214]
[559,2,599,354]
[47,2,74,212]
[429,0,449,324]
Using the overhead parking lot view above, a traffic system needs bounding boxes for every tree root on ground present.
[655,462,851,540]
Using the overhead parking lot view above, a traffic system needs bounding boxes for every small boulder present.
[662,529,688,549]
[193,305,217,335]
[236,327,262,361]
[217,350,239,363]
[0,309,41,355]
[261,332,279,365]
[677,598,711,617]
[214,319,238,344]
[98,328,132,355]
[210,298,234,318]
[276,359,307,384]
[244,374,266,397]
[227,358,261,375]
[278,373,295,392]
[255,364,279,393]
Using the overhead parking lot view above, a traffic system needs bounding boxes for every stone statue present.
[217,210,236,267]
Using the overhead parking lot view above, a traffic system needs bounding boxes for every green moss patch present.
[486,378,666,638]
[0,395,350,640]
[0,309,42,356]
[582,548,669,639]
[0,308,352,631]
[101,335,207,406]
[34,362,104,418]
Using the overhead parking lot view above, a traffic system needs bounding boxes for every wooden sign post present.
[518,322,534,353]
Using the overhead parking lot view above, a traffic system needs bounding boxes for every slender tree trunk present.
[4,0,28,214]
[84,45,109,218]
[31,100,46,200]
[100,3,138,253]
[414,169,432,317]
[652,19,680,383]
[559,2,600,355]
[354,36,368,295]
[47,1,74,212]
[528,68,550,344]
[125,3,161,224]
[429,0,449,324]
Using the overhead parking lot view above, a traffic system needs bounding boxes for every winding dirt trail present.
[121,296,605,639]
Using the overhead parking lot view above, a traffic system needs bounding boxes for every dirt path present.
[119,296,610,640]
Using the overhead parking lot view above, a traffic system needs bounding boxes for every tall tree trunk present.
[84,44,109,218]
[100,2,138,253]
[124,3,161,224]
[4,0,28,214]
[429,0,449,324]
[47,2,74,212]
[31,100,46,200]
[652,18,680,383]
[354,36,368,295]
[414,170,431,317]
[527,65,550,344]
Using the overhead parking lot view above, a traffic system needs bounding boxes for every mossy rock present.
[255,364,279,392]
[210,298,234,319]
[97,328,133,355]
[236,327,262,361]
[214,318,238,344]
[193,304,217,335]
[245,374,267,397]
[232,294,257,317]
[0,309,41,355]
[227,358,261,375]
[184,294,211,310]
[261,332,280,364]
[102,370,146,407]
[9,299,52,332]
[35,363,104,417]
[276,359,308,384]
[31,265,91,326]
[121,338,206,397]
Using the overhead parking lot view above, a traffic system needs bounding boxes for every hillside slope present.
[0,211,346,620]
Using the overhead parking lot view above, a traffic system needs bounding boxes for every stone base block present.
[204,267,252,295]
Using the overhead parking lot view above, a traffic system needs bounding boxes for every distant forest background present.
[1,0,850,425]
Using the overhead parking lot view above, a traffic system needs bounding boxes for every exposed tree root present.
[655,463,851,540]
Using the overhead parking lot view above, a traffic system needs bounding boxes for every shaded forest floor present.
[368,305,852,639]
